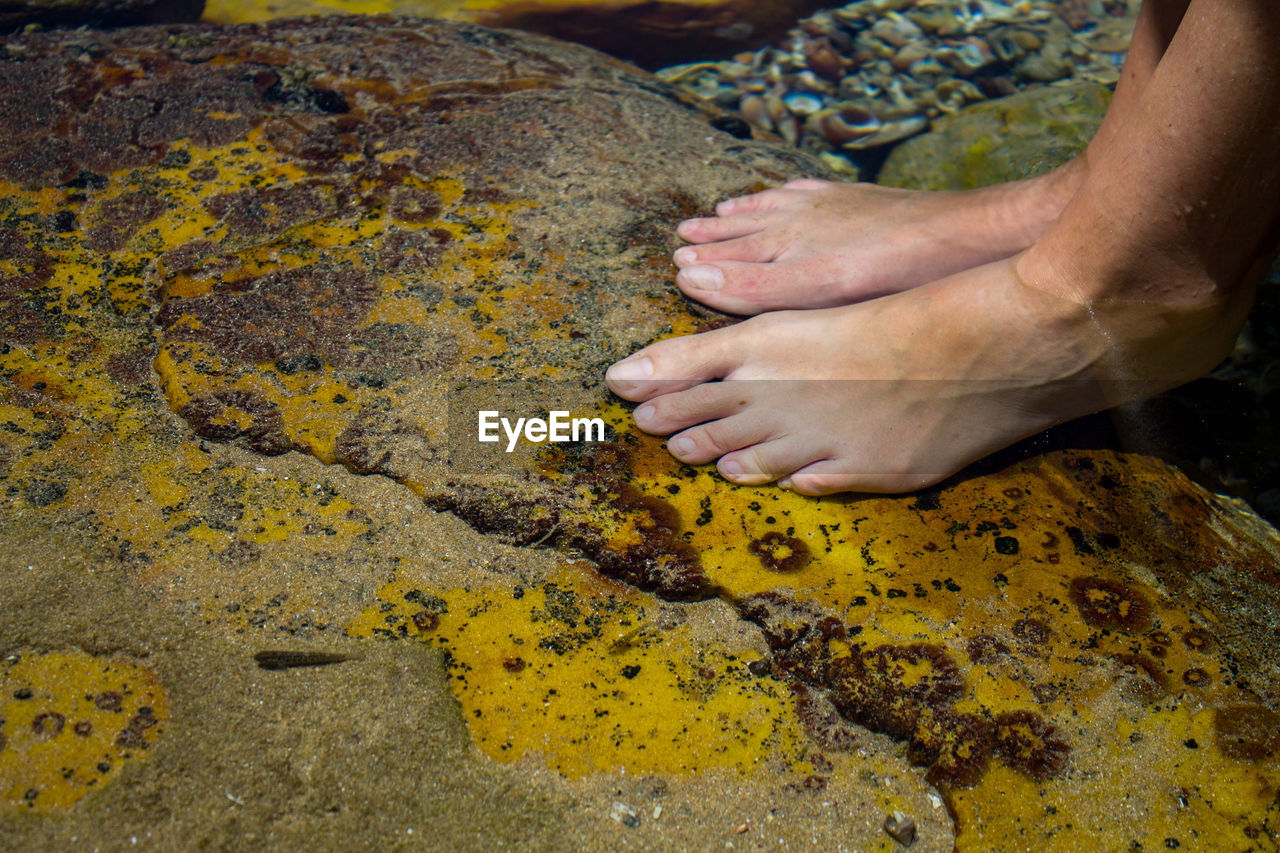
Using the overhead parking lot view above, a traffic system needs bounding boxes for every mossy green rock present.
[878,82,1111,191]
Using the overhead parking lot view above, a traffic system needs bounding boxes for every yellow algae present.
[350,569,805,778]
[422,404,1278,844]
[4,17,1278,851]
[950,701,1280,851]
[0,649,168,813]
[203,0,414,20]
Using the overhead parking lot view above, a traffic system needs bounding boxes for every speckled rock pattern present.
[876,81,1109,189]
[200,0,829,67]
[1,17,1278,851]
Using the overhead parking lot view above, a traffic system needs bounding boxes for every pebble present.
[660,0,1138,175]
[609,801,640,828]
[883,810,917,846]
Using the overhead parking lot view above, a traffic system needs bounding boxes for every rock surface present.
[1,17,1278,852]
[0,0,203,29]
[200,0,828,67]
[877,81,1109,189]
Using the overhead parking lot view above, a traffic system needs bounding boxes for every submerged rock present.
[656,0,1135,176]
[877,81,1109,189]
[1,16,1278,851]
[200,0,830,67]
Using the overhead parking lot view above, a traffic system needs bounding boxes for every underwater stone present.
[200,0,832,68]
[877,81,1110,189]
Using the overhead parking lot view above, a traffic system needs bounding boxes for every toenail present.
[607,356,653,382]
[669,435,695,457]
[777,477,794,490]
[634,403,654,425]
[681,265,723,291]
[720,458,743,477]
[673,247,696,265]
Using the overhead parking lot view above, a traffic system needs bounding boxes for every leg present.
[671,0,1191,315]
[609,0,1277,495]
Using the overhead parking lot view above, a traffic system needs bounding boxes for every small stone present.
[884,811,917,847]
[609,801,639,828]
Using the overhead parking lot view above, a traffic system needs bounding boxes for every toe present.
[605,326,741,401]
[634,382,750,437]
[781,455,947,496]
[676,210,768,244]
[675,234,781,269]
[779,178,833,192]
[702,180,831,224]
[773,461,855,494]
[718,436,827,486]
[714,183,821,216]
[675,260,802,314]
[664,406,779,464]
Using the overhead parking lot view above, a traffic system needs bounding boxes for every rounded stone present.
[877,82,1111,190]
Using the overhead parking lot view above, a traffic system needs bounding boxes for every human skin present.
[666,0,1191,315]
[606,0,1279,495]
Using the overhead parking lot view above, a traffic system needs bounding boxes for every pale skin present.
[606,0,1280,495]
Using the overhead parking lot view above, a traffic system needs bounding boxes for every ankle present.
[966,156,1090,254]
[1013,242,1252,389]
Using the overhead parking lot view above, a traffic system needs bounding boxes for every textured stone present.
[200,0,828,67]
[1,17,1278,852]
[877,82,1111,190]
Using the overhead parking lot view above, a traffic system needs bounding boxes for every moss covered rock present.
[877,82,1111,191]
[1,18,1278,851]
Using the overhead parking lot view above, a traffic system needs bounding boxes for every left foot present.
[605,255,1242,495]
[670,171,1082,315]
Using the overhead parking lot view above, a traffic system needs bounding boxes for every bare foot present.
[607,255,1245,495]
[671,169,1081,315]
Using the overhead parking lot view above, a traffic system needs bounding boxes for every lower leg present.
[670,0,1192,315]
[607,0,1278,495]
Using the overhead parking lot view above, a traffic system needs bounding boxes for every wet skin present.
[608,0,1279,495]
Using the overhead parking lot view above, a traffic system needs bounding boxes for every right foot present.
[672,168,1083,315]
[608,251,1247,495]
